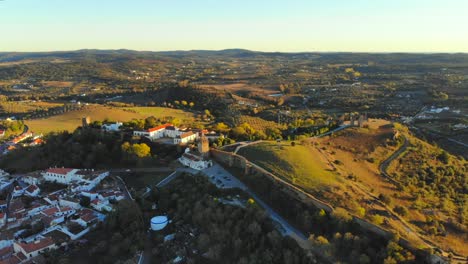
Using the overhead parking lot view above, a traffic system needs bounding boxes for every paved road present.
[315,125,351,138]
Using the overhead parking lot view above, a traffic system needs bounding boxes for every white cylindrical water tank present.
[151,216,168,231]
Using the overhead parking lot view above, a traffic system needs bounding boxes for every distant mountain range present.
[1,49,468,65]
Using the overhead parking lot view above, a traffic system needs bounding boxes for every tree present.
[80,196,91,207]
[144,116,158,129]
[370,214,384,225]
[132,143,151,158]
[437,151,450,164]
[121,142,151,158]
[393,206,408,216]
[378,193,392,205]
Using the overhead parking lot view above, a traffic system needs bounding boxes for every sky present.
[0,0,467,52]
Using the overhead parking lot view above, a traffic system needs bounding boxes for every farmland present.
[25,105,197,134]
[238,115,286,132]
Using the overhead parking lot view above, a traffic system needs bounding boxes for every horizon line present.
[1,48,468,55]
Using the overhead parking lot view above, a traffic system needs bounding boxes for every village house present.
[59,197,81,210]
[24,185,40,197]
[13,237,57,259]
[80,191,98,200]
[73,209,98,227]
[173,131,197,145]
[13,186,26,198]
[22,173,43,186]
[90,199,112,212]
[102,122,123,132]
[178,135,212,170]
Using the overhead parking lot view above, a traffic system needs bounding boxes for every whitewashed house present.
[173,131,197,145]
[178,149,212,170]
[90,199,112,212]
[24,185,40,197]
[13,237,57,259]
[22,173,43,185]
[59,197,82,210]
[102,122,122,131]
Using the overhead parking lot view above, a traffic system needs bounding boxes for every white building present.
[178,148,212,170]
[164,126,184,138]
[24,185,40,197]
[133,123,173,139]
[42,168,109,191]
[13,237,57,259]
[90,199,112,212]
[173,131,198,145]
[13,186,26,197]
[59,197,82,210]
[22,173,43,185]
[102,122,123,131]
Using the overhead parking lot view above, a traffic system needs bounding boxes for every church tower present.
[197,134,210,158]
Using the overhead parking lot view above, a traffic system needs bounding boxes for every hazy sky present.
[1,0,467,52]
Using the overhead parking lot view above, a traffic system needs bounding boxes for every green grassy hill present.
[237,142,341,192]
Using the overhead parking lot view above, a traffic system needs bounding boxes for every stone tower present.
[198,134,210,158]
[82,116,91,127]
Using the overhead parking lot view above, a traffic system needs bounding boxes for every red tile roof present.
[179,131,195,139]
[80,213,97,222]
[16,237,54,254]
[147,123,172,132]
[46,168,74,175]
[0,245,13,258]
[25,185,39,193]
[41,207,58,216]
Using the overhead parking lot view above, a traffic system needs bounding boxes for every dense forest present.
[140,174,317,264]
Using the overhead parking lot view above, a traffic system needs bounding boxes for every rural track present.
[379,136,409,185]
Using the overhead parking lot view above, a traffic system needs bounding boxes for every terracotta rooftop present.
[147,123,172,133]
[16,237,54,254]
[46,168,74,175]
[179,131,195,139]
[80,213,97,222]
[25,185,39,193]
[41,207,58,216]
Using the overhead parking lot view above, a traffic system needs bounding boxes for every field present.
[26,105,197,134]
[199,82,276,94]
[0,101,64,115]
[238,115,286,132]
[123,107,195,120]
[237,141,341,193]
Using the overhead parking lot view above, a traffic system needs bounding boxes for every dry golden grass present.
[41,81,74,88]
[199,82,275,94]
[26,105,196,134]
